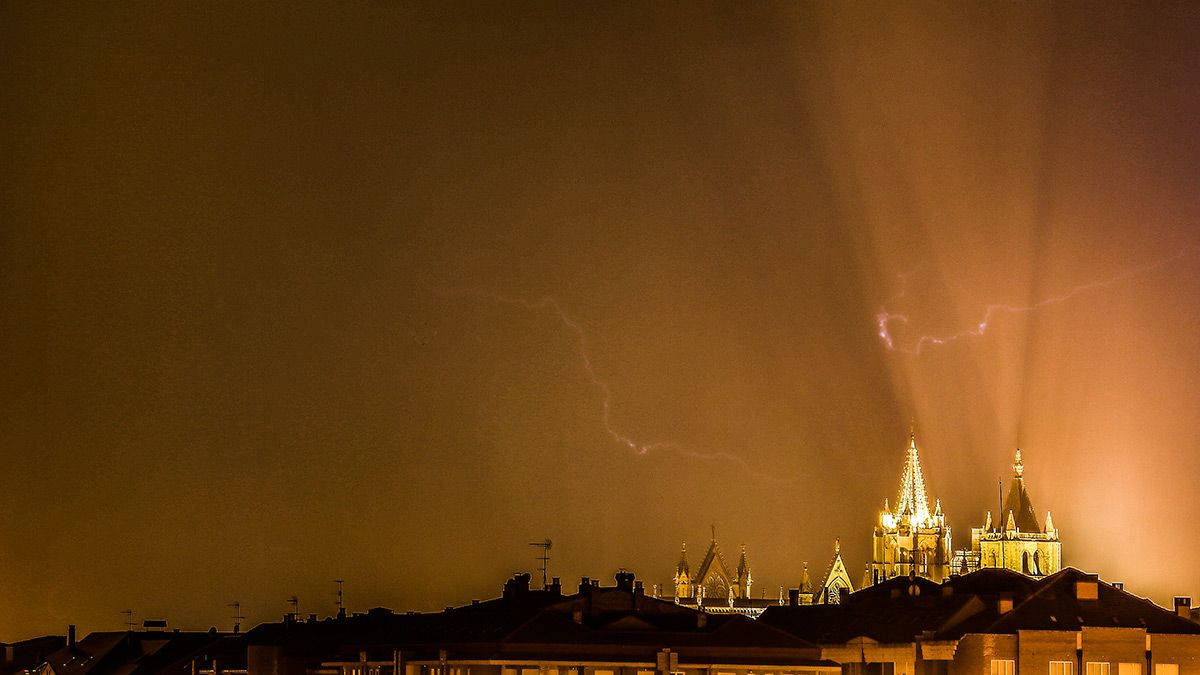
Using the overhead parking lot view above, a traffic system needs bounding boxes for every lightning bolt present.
[423,280,788,482]
[877,245,1200,355]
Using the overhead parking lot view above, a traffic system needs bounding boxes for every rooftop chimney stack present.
[998,593,1014,614]
[68,625,76,648]
[504,573,531,600]
[1174,597,1192,618]
[615,570,635,592]
[1074,575,1100,601]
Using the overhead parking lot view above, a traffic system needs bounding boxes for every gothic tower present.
[674,542,693,598]
[967,449,1062,578]
[867,430,953,585]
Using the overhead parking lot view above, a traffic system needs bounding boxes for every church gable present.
[695,539,736,598]
[817,541,855,604]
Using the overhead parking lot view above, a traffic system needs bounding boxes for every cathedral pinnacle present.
[676,542,690,577]
[896,432,932,526]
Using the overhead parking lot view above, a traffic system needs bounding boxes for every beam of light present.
[876,244,1200,355]
[422,280,788,482]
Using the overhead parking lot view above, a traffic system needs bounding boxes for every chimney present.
[838,587,850,604]
[504,573,531,600]
[579,577,592,595]
[1174,597,1192,618]
[1112,582,1124,591]
[998,593,1014,614]
[548,577,561,595]
[615,570,635,592]
[1074,575,1099,601]
[68,625,76,648]
[634,580,645,598]
[788,588,800,607]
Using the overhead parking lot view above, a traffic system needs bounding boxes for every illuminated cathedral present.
[954,448,1062,578]
[866,431,953,585]
[666,434,1065,616]
[673,528,753,603]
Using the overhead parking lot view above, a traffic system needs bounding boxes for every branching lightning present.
[424,281,788,482]
[877,245,1200,355]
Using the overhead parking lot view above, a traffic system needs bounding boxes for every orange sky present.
[2,2,1198,639]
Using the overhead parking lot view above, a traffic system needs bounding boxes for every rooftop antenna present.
[121,609,135,632]
[334,580,345,616]
[287,595,299,620]
[528,539,552,588]
[229,601,244,634]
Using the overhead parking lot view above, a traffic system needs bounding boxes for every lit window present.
[1154,666,1178,675]
[1050,661,1073,675]
[1086,663,1111,675]
[990,660,1014,675]
[1119,664,1141,675]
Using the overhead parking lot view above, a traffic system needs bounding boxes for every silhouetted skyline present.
[3,2,1199,639]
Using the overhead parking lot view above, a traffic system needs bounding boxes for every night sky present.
[3,2,1199,639]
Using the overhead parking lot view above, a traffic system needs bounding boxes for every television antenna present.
[334,580,345,615]
[120,609,135,632]
[528,538,552,588]
[229,601,244,633]
[287,595,299,620]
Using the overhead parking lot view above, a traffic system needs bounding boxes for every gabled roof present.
[695,538,735,590]
[762,577,982,645]
[42,632,229,675]
[765,566,1200,648]
[982,567,1200,635]
[815,542,854,603]
[301,580,830,665]
[943,567,1040,598]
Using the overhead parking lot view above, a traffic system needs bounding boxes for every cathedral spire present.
[1014,448,1024,478]
[676,542,690,577]
[896,431,932,526]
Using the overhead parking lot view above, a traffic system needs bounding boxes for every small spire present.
[676,542,690,577]
[1006,510,1017,532]
[710,524,716,541]
[1045,511,1055,532]
[984,511,992,530]
[1013,448,1024,478]
[834,537,841,555]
